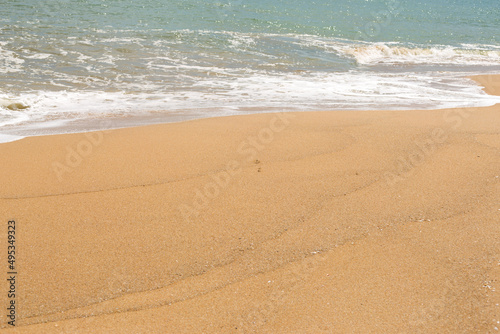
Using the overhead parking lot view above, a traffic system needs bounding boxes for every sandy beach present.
[1,74,499,333]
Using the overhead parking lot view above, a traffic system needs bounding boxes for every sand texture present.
[1,74,499,333]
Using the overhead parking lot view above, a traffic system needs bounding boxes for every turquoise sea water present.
[1,0,500,137]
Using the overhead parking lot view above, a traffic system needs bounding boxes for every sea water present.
[1,0,500,138]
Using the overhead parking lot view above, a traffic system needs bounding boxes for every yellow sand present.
[1,75,499,333]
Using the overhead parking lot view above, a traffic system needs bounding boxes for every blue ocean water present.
[1,0,500,136]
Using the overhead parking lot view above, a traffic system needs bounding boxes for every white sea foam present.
[0,134,24,144]
[287,34,500,66]
[24,53,52,60]
[0,46,24,73]
[331,43,500,65]
[2,70,499,133]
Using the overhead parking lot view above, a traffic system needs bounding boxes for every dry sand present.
[1,74,499,333]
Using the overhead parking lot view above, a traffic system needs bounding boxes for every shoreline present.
[0,74,499,332]
[1,74,500,145]
[470,74,500,97]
